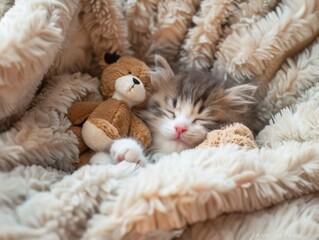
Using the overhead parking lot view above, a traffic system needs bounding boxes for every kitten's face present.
[145,95,218,154]
[141,55,256,155]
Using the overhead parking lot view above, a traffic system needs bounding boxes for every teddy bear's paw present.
[110,138,146,165]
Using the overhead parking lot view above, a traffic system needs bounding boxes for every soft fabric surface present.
[1,0,319,239]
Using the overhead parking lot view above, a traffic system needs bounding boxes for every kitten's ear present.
[208,83,256,121]
[154,55,174,75]
[224,84,257,113]
[150,55,175,88]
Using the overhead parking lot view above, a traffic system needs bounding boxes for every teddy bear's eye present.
[128,71,132,74]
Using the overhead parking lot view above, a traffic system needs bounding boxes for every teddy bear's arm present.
[129,113,152,148]
[67,101,100,125]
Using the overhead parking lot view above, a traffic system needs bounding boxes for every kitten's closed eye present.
[165,109,176,118]
[192,118,207,124]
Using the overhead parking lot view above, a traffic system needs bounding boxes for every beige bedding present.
[0,0,319,239]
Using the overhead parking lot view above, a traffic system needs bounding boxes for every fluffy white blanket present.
[1,0,319,239]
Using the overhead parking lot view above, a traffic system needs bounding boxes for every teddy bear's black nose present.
[133,78,140,85]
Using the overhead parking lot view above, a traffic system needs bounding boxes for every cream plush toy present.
[68,54,153,167]
[197,123,257,149]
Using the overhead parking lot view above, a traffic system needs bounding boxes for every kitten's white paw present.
[110,138,146,165]
[90,152,113,165]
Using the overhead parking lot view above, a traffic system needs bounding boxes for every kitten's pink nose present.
[175,125,188,135]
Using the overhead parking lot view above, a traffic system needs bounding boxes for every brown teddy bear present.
[68,54,153,167]
[197,123,257,149]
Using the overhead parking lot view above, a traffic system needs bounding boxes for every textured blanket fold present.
[1,0,319,239]
[0,0,81,130]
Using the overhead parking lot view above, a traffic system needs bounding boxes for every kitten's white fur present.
[110,138,146,165]
[91,138,146,165]
[90,152,113,165]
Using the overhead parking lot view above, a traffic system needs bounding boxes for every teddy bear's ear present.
[104,52,120,64]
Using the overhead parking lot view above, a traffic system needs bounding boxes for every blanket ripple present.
[0,0,319,239]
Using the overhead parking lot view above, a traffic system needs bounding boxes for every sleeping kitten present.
[91,55,256,165]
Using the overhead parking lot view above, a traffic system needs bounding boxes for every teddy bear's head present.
[100,53,153,108]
